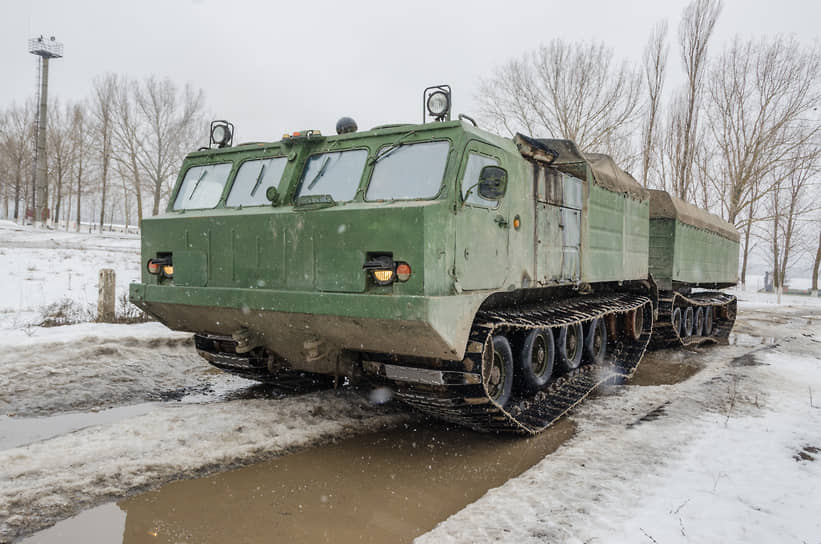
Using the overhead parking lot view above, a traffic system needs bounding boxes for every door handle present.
[494,214,509,228]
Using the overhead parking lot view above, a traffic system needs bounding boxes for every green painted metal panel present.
[583,184,649,283]
[454,141,510,291]
[672,222,739,284]
[648,218,739,287]
[648,218,675,286]
[535,203,563,282]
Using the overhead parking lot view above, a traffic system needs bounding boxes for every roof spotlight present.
[423,85,451,122]
[210,120,234,148]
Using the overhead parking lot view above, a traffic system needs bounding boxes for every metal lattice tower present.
[28,35,63,224]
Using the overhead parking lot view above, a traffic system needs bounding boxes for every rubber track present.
[391,293,654,434]
[649,291,736,350]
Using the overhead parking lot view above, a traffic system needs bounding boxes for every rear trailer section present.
[647,190,739,291]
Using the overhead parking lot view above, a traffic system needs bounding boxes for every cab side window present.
[461,153,501,208]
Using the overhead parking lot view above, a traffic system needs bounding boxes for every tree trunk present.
[75,160,82,232]
[812,230,820,296]
[13,170,21,220]
[772,207,781,304]
[99,154,108,229]
[54,166,63,224]
[740,216,753,287]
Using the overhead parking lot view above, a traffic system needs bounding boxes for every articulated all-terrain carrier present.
[130,86,739,434]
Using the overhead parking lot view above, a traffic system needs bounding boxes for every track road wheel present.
[703,306,714,336]
[557,323,583,371]
[487,335,514,407]
[694,307,704,336]
[517,328,555,393]
[671,307,682,337]
[625,308,644,341]
[584,318,608,365]
[683,306,694,337]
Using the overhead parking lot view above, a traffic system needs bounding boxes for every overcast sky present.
[2,0,819,142]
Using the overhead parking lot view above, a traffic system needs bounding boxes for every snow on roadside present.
[0,323,209,417]
[0,222,140,328]
[0,390,406,541]
[417,303,821,544]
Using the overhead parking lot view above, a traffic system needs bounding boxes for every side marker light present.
[396,262,411,282]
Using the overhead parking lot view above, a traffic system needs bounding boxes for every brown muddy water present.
[629,348,704,386]
[24,419,575,544]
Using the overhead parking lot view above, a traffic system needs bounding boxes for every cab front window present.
[172,163,233,211]
[365,141,450,201]
[227,157,288,207]
[295,149,368,202]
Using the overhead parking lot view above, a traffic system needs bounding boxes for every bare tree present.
[812,229,820,296]
[641,20,669,188]
[707,37,821,225]
[70,104,90,231]
[90,75,117,229]
[111,75,147,223]
[478,39,642,166]
[666,0,722,201]
[46,99,78,225]
[765,144,820,302]
[0,102,35,221]
[133,77,205,216]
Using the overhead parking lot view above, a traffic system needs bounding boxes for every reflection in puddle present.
[0,404,156,450]
[25,419,575,544]
[22,503,125,544]
[630,349,703,386]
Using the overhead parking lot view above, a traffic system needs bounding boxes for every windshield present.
[295,149,368,202]
[172,163,233,211]
[365,141,450,201]
[226,157,288,207]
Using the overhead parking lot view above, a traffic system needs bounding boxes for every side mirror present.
[477,166,507,200]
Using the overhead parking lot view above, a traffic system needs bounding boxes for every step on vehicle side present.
[130,85,739,434]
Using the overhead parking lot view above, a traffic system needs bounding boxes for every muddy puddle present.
[629,348,703,386]
[24,419,575,544]
[0,403,157,450]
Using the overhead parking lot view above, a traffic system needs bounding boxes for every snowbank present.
[0,323,209,417]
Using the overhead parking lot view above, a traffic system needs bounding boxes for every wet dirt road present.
[21,343,708,544]
[26,420,576,544]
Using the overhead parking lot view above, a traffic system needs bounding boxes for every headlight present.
[372,269,394,283]
[426,91,450,118]
[211,124,230,146]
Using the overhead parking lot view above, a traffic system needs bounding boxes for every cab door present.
[454,142,509,291]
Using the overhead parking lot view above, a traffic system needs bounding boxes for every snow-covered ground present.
[1,222,820,543]
[418,290,821,544]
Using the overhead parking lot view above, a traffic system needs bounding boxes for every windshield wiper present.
[249,162,267,197]
[187,168,209,200]
[306,156,331,191]
[368,130,416,166]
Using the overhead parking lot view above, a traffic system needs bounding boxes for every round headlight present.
[426,91,450,118]
[211,124,231,146]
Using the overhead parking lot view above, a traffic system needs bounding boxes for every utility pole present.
[28,35,63,225]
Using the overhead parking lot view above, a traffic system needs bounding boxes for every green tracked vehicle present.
[130,86,739,434]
